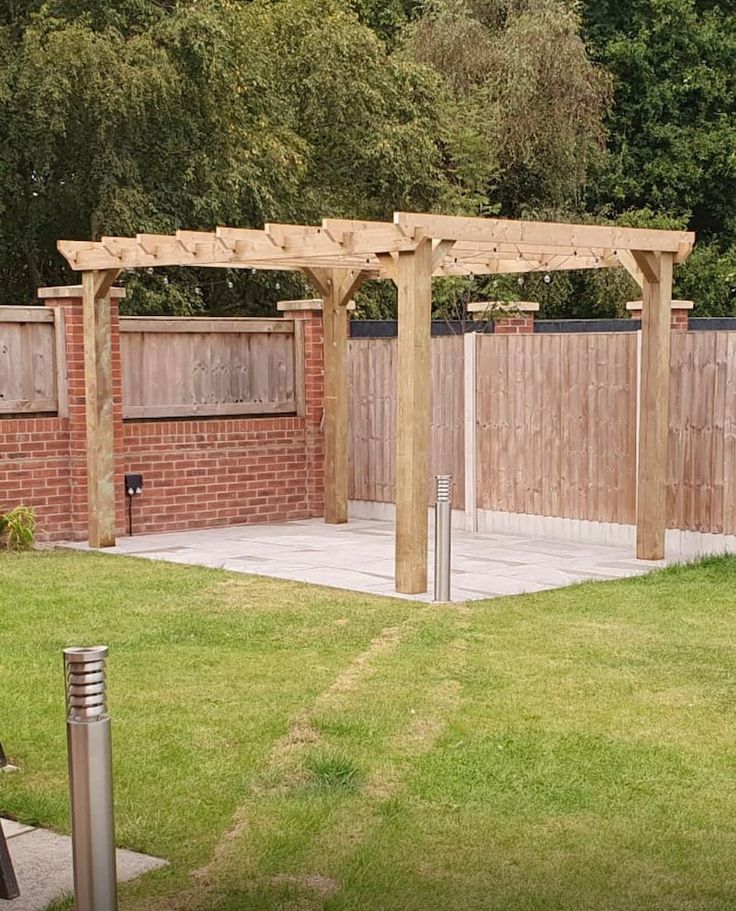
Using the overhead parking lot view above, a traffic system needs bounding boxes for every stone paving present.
[0,817,166,910]
[69,517,671,601]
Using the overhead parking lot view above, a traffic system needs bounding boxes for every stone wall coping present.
[467,300,539,314]
[277,298,356,312]
[38,285,126,300]
[626,299,694,311]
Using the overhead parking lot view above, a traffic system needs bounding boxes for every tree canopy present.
[0,0,734,316]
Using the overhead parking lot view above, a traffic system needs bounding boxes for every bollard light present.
[434,475,452,602]
[64,646,118,911]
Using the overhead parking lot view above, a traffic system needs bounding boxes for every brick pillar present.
[467,300,538,334]
[277,299,328,518]
[627,299,693,332]
[39,285,126,541]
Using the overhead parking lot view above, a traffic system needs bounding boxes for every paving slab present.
[0,819,167,910]
[66,517,674,603]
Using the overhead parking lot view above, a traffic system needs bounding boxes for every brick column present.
[467,300,538,334]
[277,299,331,518]
[627,299,693,332]
[39,285,126,541]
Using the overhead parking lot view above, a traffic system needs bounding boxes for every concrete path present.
[0,818,166,910]
[68,517,670,602]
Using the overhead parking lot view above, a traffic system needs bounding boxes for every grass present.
[2,550,736,909]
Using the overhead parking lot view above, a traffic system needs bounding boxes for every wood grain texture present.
[83,270,116,548]
[395,240,433,594]
[474,333,637,524]
[347,328,736,540]
[636,252,673,559]
[323,286,349,524]
[347,336,464,512]
[121,326,296,419]
[0,316,57,413]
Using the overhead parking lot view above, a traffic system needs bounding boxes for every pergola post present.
[634,251,674,560]
[395,238,433,594]
[82,269,119,547]
[304,268,365,525]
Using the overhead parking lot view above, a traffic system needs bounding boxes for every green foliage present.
[584,0,736,246]
[0,505,36,550]
[6,551,736,907]
[304,752,362,791]
[1,0,735,317]
[675,243,736,316]
[402,0,611,215]
[0,0,445,313]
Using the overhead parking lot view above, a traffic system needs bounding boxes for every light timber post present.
[304,268,364,525]
[82,269,118,548]
[633,251,674,560]
[395,237,433,594]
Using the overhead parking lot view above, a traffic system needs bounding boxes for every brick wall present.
[494,315,535,334]
[2,290,326,542]
[0,418,73,539]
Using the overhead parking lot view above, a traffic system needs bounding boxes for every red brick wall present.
[0,417,73,539]
[121,417,313,535]
[628,308,691,332]
[495,315,535,334]
[2,292,326,542]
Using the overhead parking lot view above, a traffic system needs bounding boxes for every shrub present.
[0,506,37,551]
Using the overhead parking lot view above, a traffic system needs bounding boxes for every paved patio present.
[71,517,670,601]
[0,817,166,910]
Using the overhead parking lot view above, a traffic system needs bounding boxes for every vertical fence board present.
[120,320,297,418]
[0,314,58,413]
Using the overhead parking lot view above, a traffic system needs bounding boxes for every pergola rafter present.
[58,212,695,595]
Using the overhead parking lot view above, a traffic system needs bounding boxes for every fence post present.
[64,646,117,911]
[463,331,478,531]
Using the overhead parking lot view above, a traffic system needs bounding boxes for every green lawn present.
[2,550,736,910]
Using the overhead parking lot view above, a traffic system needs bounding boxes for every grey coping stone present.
[0,822,167,911]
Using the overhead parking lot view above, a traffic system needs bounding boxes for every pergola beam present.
[395,212,694,260]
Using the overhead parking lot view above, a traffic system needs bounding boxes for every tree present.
[401,0,611,216]
[583,0,736,246]
[0,0,445,312]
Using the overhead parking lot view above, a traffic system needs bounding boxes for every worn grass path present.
[3,551,736,909]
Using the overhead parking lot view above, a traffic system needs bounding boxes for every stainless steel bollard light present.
[434,475,452,602]
[64,646,118,911]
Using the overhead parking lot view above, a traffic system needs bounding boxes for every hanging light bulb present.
[227,279,234,290]
[517,276,524,288]
[543,273,552,285]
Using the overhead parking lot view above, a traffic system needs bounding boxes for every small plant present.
[304,753,361,792]
[0,506,36,551]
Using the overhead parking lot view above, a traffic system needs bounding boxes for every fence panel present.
[120,317,298,419]
[0,308,58,414]
[475,333,638,524]
[667,331,736,534]
[347,335,465,508]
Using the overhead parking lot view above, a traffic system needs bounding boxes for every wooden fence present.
[347,330,736,536]
[0,307,64,415]
[348,336,465,508]
[120,317,301,419]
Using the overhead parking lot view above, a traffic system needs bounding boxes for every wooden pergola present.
[58,212,695,594]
